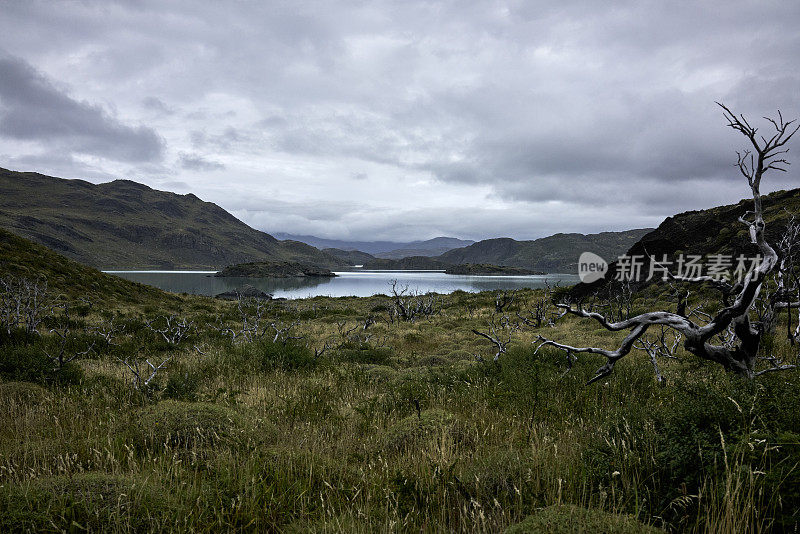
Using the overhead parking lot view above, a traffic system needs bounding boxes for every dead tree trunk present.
[537,104,800,383]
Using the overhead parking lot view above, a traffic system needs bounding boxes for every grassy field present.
[2,272,800,533]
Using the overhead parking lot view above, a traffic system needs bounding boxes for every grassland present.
[2,232,800,532]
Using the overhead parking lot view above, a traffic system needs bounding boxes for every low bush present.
[383,408,465,452]
[0,473,175,532]
[128,400,242,450]
[505,504,662,533]
[259,339,317,371]
[337,342,392,365]
[0,380,51,405]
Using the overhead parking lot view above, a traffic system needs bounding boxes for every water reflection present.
[104,270,579,299]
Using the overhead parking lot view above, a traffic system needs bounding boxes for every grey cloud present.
[179,152,225,171]
[1,152,117,183]
[0,53,164,162]
[190,127,242,151]
[158,180,191,190]
[142,96,174,115]
[1,1,799,241]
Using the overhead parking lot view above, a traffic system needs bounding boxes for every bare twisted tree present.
[536,103,800,383]
[0,275,49,335]
[388,280,440,322]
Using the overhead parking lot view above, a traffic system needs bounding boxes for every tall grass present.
[1,288,799,532]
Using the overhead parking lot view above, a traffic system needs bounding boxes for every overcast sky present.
[0,1,798,242]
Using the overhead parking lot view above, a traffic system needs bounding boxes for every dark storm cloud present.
[0,53,164,162]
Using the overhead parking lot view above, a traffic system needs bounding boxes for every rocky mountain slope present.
[361,256,450,270]
[572,188,800,293]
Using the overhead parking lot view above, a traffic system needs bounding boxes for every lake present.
[104,270,579,299]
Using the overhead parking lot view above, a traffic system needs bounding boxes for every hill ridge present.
[0,167,343,270]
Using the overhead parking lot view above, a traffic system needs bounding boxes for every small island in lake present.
[215,261,337,278]
[215,284,273,300]
[444,263,544,275]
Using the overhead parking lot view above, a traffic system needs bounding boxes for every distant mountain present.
[0,168,344,270]
[274,233,474,256]
[373,237,478,259]
[362,256,450,270]
[436,229,653,273]
[323,248,375,265]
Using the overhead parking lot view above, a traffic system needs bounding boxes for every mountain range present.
[274,233,475,257]
[436,230,653,273]
[0,168,344,270]
[0,167,655,273]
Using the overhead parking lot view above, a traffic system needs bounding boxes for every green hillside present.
[437,229,652,273]
[322,248,375,265]
[566,187,800,298]
[0,168,344,270]
[626,188,800,260]
[0,227,173,306]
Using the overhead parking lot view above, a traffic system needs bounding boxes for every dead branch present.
[539,105,800,382]
[145,315,193,345]
[473,315,511,361]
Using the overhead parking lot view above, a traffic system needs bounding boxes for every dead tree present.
[473,315,512,361]
[91,316,125,347]
[0,276,49,335]
[517,281,560,327]
[495,290,516,313]
[775,214,800,343]
[537,104,800,382]
[311,340,333,358]
[268,320,303,345]
[145,315,193,345]
[216,296,270,343]
[44,301,95,370]
[388,280,440,322]
[116,353,172,392]
[633,326,682,385]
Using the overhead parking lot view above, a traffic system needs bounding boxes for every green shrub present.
[0,380,51,405]
[163,366,202,401]
[383,408,465,452]
[360,364,398,383]
[505,504,662,533]
[129,400,242,450]
[259,339,317,371]
[0,340,83,384]
[446,349,474,360]
[0,473,175,532]
[337,342,392,365]
[654,379,743,490]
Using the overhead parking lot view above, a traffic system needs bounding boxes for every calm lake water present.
[104,270,579,299]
